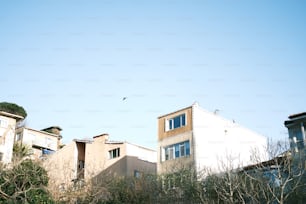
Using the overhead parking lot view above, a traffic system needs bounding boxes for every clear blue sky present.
[1,0,305,149]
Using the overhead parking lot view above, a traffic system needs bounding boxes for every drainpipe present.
[301,122,305,146]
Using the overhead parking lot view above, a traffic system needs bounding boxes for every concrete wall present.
[192,104,267,173]
[0,114,18,163]
[126,142,157,163]
[158,107,192,141]
[45,135,157,190]
[85,139,127,179]
[157,131,194,174]
[15,127,60,159]
[93,155,157,181]
[44,142,76,189]
[157,103,267,175]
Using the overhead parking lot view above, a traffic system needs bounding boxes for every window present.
[15,133,22,141]
[78,160,85,169]
[166,114,186,131]
[164,140,190,161]
[165,146,174,160]
[0,118,8,128]
[109,148,120,159]
[134,170,143,178]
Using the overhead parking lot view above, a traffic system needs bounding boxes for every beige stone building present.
[0,111,24,163]
[15,126,63,159]
[157,102,267,175]
[44,133,157,190]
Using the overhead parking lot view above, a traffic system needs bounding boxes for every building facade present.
[44,133,157,190]
[15,126,63,159]
[0,111,24,163]
[157,103,267,175]
[284,112,306,152]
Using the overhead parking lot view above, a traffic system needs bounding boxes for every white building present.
[284,112,306,152]
[0,111,24,163]
[15,126,63,159]
[157,102,267,175]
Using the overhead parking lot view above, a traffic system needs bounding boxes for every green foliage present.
[105,175,160,204]
[13,143,31,160]
[0,160,54,203]
[0,102,27,118]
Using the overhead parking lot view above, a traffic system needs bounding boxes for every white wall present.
[0,116,16,163]
[21,128,58,150]
[126,143,157,163]
[192,104,267,173]
[2,129,14,163]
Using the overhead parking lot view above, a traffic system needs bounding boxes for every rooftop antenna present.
[214,109,220,115]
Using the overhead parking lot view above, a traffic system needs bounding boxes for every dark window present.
[109,148,120,159]
[186,141,190,155]
[173,116,181,129]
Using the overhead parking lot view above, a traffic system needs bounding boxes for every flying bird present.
[122,97,127,101]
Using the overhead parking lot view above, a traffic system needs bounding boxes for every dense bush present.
[0,102,27,118]
[0,160,54,203]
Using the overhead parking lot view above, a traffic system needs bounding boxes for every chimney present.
[93,133,109,143]
[41,126,62,136]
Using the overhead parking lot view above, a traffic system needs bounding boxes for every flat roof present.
[0,111,24,120]
[93,133,109,139]
[288,112,306,119]
[157,105,192,119]
[17,127,60,138]
[41,126,62,131]
[285,112,306,126]
[73,139,93,143]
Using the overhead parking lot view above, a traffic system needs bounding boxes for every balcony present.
[32,138,57,150]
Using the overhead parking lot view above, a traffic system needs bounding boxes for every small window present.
[0,119,8,128]
[166,114,186,131]
[180,144,185,157]
[78,160,85,169]
[15,133,22,141]
[109,148,120,159]
[134,170,143,178]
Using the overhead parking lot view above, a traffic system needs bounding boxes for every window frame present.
[0,118,8,128]
[165,113,186,131]
[164,140,190,161]
[109,148,120,159]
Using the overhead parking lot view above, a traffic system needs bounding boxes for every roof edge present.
[157,105,193,119]
[0,111,24,120]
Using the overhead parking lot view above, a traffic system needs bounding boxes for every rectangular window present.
[180,144,185,157]
[15,133,22,141]
[166,114,186,131]
[134,170,143,178]
[0,118,8,128]
[165,146,174,160]
[109,148,120,159]
[164,140,190,161]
